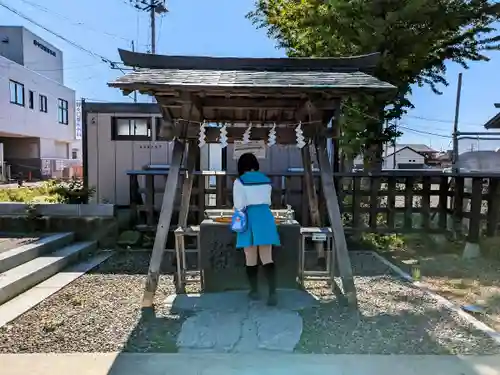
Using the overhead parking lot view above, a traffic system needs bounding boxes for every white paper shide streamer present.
[267,123,276,147]
[295,122,306,149]
[198,120,207,148]
[242,124,252,144]
[219,124,228,148]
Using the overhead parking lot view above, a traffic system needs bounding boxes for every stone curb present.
[0,203,115,217]
[0,251,113,328]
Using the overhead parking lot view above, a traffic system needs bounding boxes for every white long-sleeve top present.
[232,172,272,210]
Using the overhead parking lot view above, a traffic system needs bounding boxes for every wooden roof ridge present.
[117,49,380,72]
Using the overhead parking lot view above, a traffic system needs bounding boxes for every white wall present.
[0,27,24,67]
[39,138,69,159]
[0,55,75,149]
[384,147,425,169]
[21,28,64,84]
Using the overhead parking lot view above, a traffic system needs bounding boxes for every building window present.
[28,90,34,109]
[9,80,24,106]
[111,117,151,141]
[71,149,78,159]
[39,94,48,113]
[58,98,69,124]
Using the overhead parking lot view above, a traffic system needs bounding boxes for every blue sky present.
[1,0,499,152]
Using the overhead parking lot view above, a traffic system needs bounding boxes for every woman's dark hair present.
[237,152,260,177]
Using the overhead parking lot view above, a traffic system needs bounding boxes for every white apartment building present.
[0,26,79,180]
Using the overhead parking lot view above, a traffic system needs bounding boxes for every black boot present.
[263,263,277,306]
[246,265,259,300]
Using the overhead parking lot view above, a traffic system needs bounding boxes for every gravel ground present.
[0,235,43,254]
[379,239,500,332]
[1,251,498,354]
[0,252,186,353]
[297,252,500,355]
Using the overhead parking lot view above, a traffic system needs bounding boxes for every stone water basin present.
[199,217,301,293]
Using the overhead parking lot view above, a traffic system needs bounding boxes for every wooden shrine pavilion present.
[108,49,396,308]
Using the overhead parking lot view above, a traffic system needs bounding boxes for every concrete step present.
[0,251,113,328]
[0,233,75,273]
[0,241,97,305]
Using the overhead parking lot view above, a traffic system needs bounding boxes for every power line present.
[342,102,454,139]
[398,124,452,139]
[404,114,484,128]
[0,0,122,70]
[17,0,132,43]
[0,60,103,72]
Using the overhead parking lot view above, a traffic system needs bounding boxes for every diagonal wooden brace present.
[315,138,357,307]
[142,139,186,307]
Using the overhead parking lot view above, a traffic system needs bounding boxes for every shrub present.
[0,179,96,204]
[51,178,96,204]
[0,181,61,203]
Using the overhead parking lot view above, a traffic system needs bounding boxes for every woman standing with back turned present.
[233,153,281,306]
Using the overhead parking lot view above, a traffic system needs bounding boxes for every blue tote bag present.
[231,208,247,233]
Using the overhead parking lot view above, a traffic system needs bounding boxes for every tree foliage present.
[247,0,500,159]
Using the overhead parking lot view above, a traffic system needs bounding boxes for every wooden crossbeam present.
[153,124,336,144]
[155,96,337,111]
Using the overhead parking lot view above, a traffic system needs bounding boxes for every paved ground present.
[1,353,500,375]
[0,182,44,189]
[169,290,317,352]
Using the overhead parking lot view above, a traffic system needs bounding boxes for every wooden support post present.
[174,140,199,293]
[438,175,449,231]
[421,176,431,230]
[316,137,357,306]
[142,139,186,307]
[386,177,396,229]
[129,174,140,225]
[404,176,414,230]
[221,145,228,206]
[145,174,155,227]
[177,140,199,228]
[453,176,465,235]
[300,144,325,261]
[467,177,483,243]
[486,178,500,237]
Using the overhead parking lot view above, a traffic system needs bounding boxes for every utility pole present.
[150,0,156,54]
[129,0,168,55]
[129,0,167,103]
[452,73,463,173]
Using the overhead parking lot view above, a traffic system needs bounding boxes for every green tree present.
[248,0,500,168]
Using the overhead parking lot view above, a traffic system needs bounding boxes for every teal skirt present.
[236,204,281,249]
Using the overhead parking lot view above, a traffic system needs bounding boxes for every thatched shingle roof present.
[108,49,395,92]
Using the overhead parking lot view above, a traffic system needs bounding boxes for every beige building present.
[83,101,318,206]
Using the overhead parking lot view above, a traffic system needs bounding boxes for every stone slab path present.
[2,353,500,375]
[166,290,318,353]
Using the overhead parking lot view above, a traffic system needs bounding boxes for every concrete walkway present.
[1,353,500,375]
